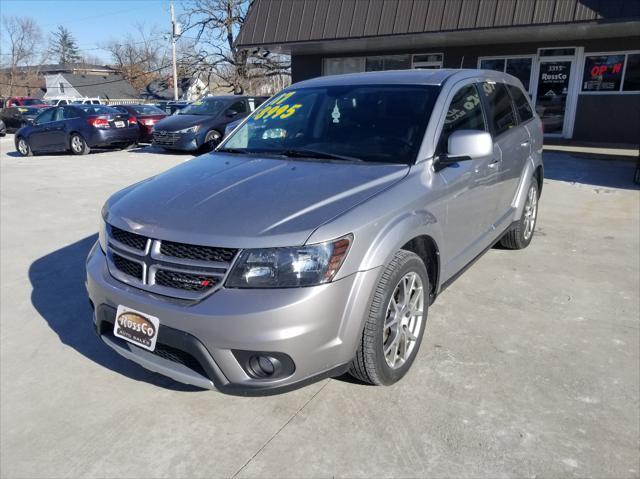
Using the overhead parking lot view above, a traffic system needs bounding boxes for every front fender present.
[306,166,445,289]
[357,209,443,278]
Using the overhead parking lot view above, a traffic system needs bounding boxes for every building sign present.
[582,55,625,91]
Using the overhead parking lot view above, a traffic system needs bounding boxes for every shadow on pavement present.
[543,151,640,191]
[29,234,201,391]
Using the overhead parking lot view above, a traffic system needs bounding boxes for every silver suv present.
[86,69,543,394]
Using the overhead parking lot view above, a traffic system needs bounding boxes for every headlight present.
[177,125,200,134]
[226,235,352,288]
[98,204,108,252]
[98,219,108,253]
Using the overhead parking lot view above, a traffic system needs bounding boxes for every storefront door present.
[532,47,583,138]
[534,58,575,136]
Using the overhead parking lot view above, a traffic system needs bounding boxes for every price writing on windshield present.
[253,91,302,121]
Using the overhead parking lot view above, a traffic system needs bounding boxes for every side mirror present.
[226,109,238,118]
[435,130,492,170]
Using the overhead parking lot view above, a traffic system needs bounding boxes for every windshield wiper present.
[216,147,249,154]
[275,149,363,162]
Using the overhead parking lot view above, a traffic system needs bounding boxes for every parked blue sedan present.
[15,104,139,156]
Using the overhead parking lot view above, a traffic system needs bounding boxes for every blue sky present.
[1,0,183,63]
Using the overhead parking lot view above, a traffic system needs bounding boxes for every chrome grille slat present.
[106,225,237,299]
[152,131,181,145]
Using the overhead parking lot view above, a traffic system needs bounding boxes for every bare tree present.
[1,16,45,96]
[179,0,290,95]
[102,23,170,91]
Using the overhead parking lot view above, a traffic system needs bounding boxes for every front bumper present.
[152,130,201,151]
[86,244,380,395]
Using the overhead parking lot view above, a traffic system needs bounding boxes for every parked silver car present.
[86,69,543,394]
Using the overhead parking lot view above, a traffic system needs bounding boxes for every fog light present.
[249,355,276,378]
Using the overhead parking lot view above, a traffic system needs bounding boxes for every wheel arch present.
[401,235,440,303]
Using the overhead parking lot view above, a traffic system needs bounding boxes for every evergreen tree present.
[49,26,81,64]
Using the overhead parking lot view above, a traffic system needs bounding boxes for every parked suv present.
[152,95,267,151]
[87,70,543,394]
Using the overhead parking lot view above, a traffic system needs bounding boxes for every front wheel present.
[202,130,221,151]
[70,133,90,155]
[499,179,539,249]
[16,137,32,156]
[349,250,429,386]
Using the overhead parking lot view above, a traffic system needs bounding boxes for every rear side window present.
[479,82,517,136]
[507,85,534,123]
[438,84,486,153]
[59,106,80,120]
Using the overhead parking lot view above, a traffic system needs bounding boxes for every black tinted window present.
[479,82,517,136]
[507,85,534,123]
[439,84,486,153]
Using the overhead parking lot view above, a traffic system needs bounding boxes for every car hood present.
[154,114,214,131]
[106,153,409,248]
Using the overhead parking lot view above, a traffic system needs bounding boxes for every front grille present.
[152,130,181,146]
[155,270,219,292]
[151,343,207,377]
[111,226,147,250]
[160,241,237,263]
[112,253,143,280]
[106,224,237,299]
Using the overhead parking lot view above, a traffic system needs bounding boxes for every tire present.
[499,177,539,250]
[349,250,429,386]
[16,136,32,157]
[69,133,90,155]
[202,130,222,151]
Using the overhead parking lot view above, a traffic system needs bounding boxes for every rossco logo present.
[117,312,156,338]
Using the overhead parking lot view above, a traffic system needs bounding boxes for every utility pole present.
[170,1,179,101]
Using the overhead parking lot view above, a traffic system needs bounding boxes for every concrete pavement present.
[1,136,638,478]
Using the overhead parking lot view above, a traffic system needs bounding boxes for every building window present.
[59,82,65,94]
[581,51,640,93]
[366,55,411,72]
[323,57,365,76]
[623,54,640,91]
[323,53,443,76]
[479,57,533,92]
[412,53,443,69]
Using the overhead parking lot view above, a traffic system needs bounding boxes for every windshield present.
[221,85,439,164]
[178,98,226,116]
[129,104,165,116]
[21,99,43,106]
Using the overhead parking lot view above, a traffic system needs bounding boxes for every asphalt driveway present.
[1,135,638,478]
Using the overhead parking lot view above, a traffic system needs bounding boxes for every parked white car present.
[71,98,103,105]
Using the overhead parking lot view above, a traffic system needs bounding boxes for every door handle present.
[520,140,530,147]
[488,159,501,168]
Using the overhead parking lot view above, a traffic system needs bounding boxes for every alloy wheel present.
[18,139,28,155]
[382,272,424,369]
[523,184,538,241]
[71,136,83,153]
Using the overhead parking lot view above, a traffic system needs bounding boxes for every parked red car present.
[112,104,167,143]
[5,97,48,108]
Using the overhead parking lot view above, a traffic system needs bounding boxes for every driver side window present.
[438,84,487,154]
[35,108,56,125]
[227,101,247,115]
